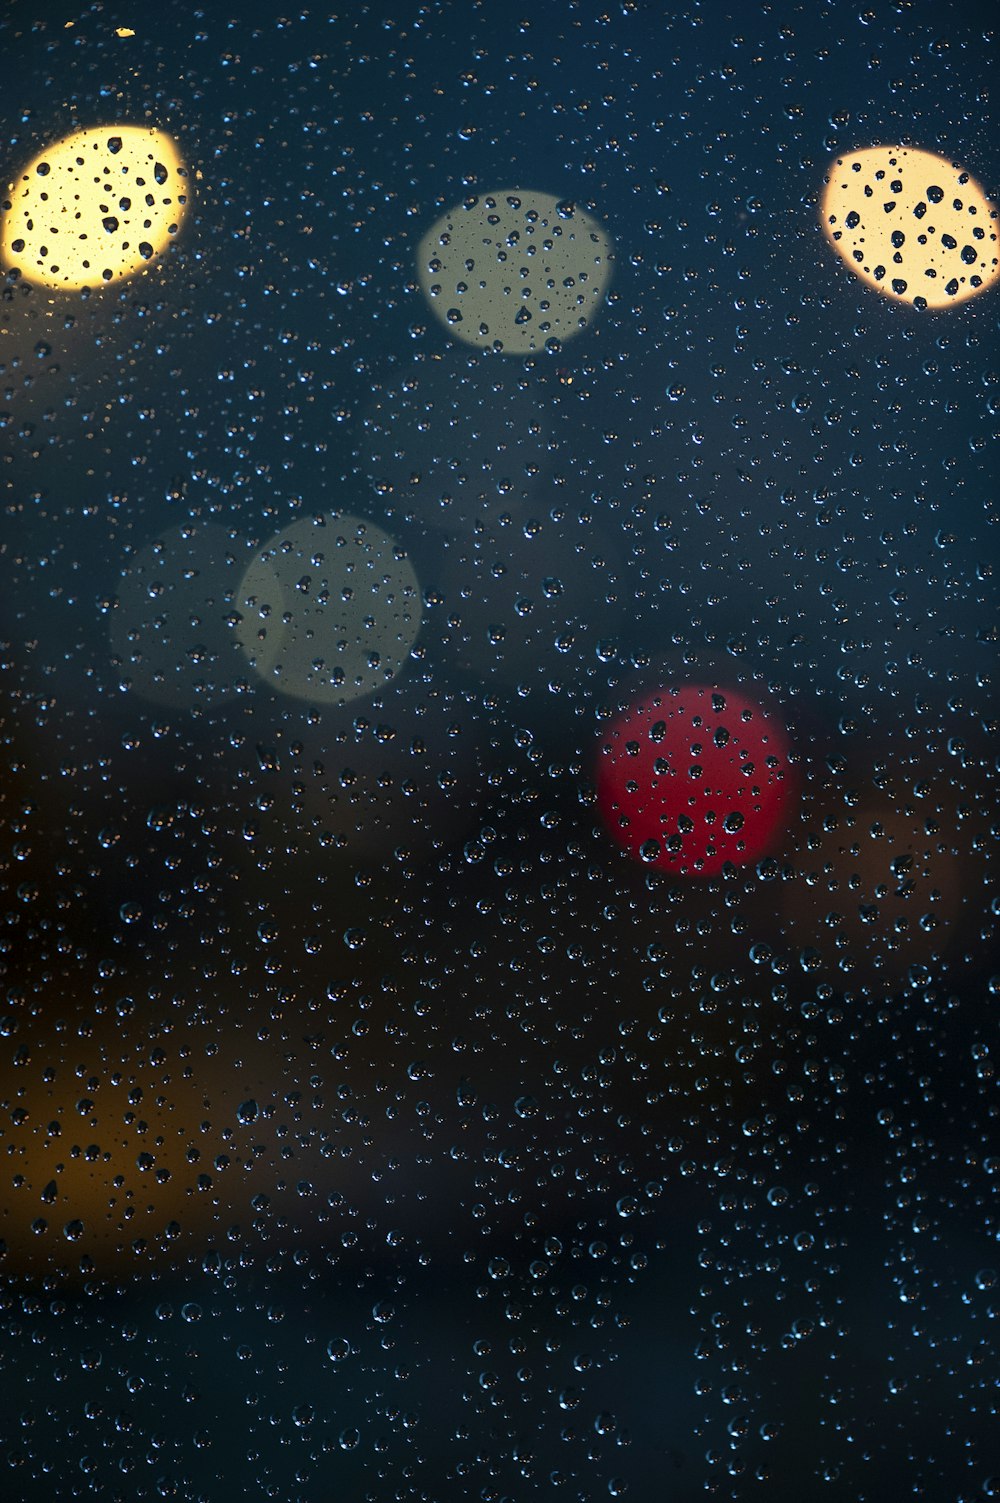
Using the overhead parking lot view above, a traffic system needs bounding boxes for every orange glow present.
[781,797,963,983]
[1,1036,223,1268]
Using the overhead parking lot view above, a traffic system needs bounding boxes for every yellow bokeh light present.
[1,125,191,290]
[819,145,999,308]
[417,189,614,353]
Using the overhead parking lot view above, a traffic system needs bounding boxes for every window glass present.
[2,4,998,1498]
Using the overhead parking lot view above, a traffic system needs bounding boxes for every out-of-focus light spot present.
[237,515,421,705]
[819,145,999,308]
[0,1022,283,1272]
[1,125,191,291]
[781,797,963,984]
[108,524,250,710]
[595,685,795,878]
[417,189,613,353]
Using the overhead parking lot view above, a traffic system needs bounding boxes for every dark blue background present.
[1,2,998,1499]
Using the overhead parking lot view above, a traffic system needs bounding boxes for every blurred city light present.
[236,516,421,705]
[0,1018,263,1272]
[1,125,191,290]
[781,790,964,985]
[417,189,613,352]
[595,684,796,877]
[819,145,999,308]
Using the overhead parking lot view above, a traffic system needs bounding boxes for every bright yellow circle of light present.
[236,515,422,705]
[1,125,191,290]
[819,145,999,308]
[417,189,614,353]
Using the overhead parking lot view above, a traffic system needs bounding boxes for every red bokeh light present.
[595,684,796,878]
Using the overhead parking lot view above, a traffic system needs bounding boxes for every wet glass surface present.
[1,3,998,1498]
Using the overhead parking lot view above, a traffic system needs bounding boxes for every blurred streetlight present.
[819,145,999,308]
[1,125,191,291]
[417,189,613,353]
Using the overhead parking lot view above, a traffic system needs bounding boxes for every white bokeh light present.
[236,515,422,705]
[417,189,613,353]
